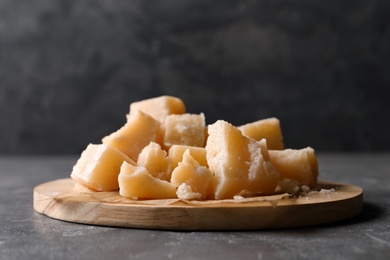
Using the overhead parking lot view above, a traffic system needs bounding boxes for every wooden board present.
[33,178,363,230]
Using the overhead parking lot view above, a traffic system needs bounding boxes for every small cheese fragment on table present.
[277,178,301,195]
[269,147,319,188]
[70,143,135,191]
[137,142,170,181]
[129,95,186,123]
[102,110,160,161]
[168,145,208,171]
[118,162,177,199]
[170,150,213,199]
[163,113,206,149]
[206,120,279,199]
[238,117,284,150]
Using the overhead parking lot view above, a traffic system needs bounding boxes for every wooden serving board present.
[33,178,363,230]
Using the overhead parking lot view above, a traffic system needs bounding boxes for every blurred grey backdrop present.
[1,0,389,154]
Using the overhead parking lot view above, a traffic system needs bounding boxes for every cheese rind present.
[238,118,284,150]
[118,162,177,199]
[269,147,319,188]
[102,110,160,161]
[70,143,135,191]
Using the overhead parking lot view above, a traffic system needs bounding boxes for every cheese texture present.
[137,142,170,181]
[129,95,186,123]
[176,183,202,200]
[70,143,135,191]
[206,120,279,199]
[71,95,320,200]
[118,161,177,199]
[246,139,280,194]
[170,150,213,199]
[102,110,160,161]
[238,117,284,150]
[168,145,208,171]
[269,147,319,188]
[163,113,206,148]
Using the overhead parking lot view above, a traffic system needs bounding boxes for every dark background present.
[1,0,389,155]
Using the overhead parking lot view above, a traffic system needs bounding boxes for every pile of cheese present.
[71,96,318,200]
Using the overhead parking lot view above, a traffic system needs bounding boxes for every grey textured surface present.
[1,154,389,259]
[1,0,390,154]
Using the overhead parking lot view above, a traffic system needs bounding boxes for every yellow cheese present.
[246,139,280,194]
[129,95,186,123]
[70,143,135,191]
[137,142,170,181]
[238,117,284,150]
[102,110,160,161]
[163,113,206,149]
[118,161,177,199]
[168,145,208,171]
[269,147,319,188]
[206,120,279,199]
[170,150,213,199]
[71,95,321,200]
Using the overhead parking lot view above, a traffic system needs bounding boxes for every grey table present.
[1,154,389,260]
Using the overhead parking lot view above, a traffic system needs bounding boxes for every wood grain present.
[34,178,363,230]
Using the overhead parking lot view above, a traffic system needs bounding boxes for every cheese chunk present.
[129,95,186,123]
[206,120,279,199]
[163,113,206,148]
[269,147,319,188]
[70,144,135,191]
[118,162,177,199]
[246,139,280,194]
[102,110,160,161]
[238,117,284,150]
[137,142,170,181]
[170,150,213,199]
[168,145,208,171]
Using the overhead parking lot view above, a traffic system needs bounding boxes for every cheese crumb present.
[176,183,202,200]
[233,195,245,200]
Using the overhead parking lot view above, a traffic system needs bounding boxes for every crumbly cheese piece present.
[238,117,284,150]
[137,142,170,181]
[102,110,160,161]
[276,178,301,195]
[168,145,208,171]
[176,183,202,200]
[170,150,213,199]
[163,113,206,149]
[269,147,319,188]
[206,120,280,199]
[246,139,280,195]
[118,162,177,199]
[129,95,186,123]
[70,143,135,191]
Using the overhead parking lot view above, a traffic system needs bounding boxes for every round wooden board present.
[33,178,363,230]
